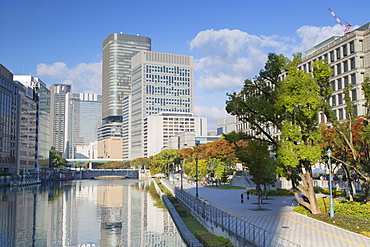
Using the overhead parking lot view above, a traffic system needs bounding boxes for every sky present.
[1,0,370,130]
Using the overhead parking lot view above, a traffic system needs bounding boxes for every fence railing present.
[173,185,300,247]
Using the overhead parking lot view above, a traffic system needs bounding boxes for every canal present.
[0,179,186,247]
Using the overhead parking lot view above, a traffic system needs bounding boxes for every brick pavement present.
[174,179,370,247]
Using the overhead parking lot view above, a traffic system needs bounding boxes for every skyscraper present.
[13,75,51,167]
[50,83,71,154]
[0,64,18,174]
[64,93,102,159]
[102,33,151,123]
[129,51,195,158]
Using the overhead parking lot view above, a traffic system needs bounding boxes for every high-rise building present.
[16,82,38,174]
[50,83,71,154]
[13,75,51,167]
[64,93,102,159]
[0,64,18,174]
[102,33,151,123]
[129,51,194,158]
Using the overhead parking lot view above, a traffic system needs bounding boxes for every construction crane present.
[328,8,352,35]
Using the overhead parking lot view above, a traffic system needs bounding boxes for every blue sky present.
[1,0,369,129]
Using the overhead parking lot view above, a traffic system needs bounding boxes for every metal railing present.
[174,186,300,247]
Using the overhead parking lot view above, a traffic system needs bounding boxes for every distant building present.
[0,64,18,174]
[102,33,151,124]
[97,122,123,159]
[64,93,102,159]
[145,113,207,157]
[13,75,51,167]
[129,51,195,158]
[50,83,72,154]
[217,116,236,135]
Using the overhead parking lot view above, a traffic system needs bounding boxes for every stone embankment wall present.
[154,179,203,247]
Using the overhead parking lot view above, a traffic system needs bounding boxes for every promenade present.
[171,179,370,247]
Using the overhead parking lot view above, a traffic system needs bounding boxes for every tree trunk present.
[297,166,321,214]
[342,165,354,201]
[256,183,263,210]
[264,183,268,199]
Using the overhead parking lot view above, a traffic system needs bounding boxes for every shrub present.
[193,231,232,247]
[293,205,310,215]
[267,188,293,196]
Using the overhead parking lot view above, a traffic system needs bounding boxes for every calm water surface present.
[0,179,186,247]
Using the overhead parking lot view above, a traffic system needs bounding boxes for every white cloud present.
[36,62,102,94]
[190,25,348,94]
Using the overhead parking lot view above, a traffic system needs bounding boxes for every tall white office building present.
[129,51,195,158]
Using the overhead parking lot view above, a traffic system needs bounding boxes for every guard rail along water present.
[164,181,300,247]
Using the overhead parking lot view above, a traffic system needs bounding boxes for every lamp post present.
[327,149,334,218]
[195,157,199,199]
[180,160,183,190]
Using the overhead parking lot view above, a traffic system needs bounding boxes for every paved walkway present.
[171,178,370,247]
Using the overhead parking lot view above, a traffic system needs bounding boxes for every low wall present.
[80,169,139,179]
[155,179,203,247]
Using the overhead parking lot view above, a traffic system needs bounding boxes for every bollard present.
[241,194,244,203]
[247,191,250,200]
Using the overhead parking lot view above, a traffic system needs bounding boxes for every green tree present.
[149,149,180,176]
[225,53,288,150]
[276,54,327,214]
[49,150,67,168]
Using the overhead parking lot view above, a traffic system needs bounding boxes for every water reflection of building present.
[0,180,185,246]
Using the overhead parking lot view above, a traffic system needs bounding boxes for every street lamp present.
[180,160,183,190]
[195,157,199,199]
[327,149,334,218]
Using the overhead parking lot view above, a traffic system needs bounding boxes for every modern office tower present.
[50,83,72,154]
[297,22,370,123]
[129,51,194,158]
[97,122,123,159]
[13,75,51,167]
[102,33,151,123]
[217,116,236,135]
[0,64,18,175]
[148,113,207,156]
[64,93,102,159]
[16,82,38,174]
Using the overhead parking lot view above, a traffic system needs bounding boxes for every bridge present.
[74,169,140,179]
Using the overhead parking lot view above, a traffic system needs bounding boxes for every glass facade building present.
[0,64,18,174]
[102,33,151,123]
[64,93,102,159]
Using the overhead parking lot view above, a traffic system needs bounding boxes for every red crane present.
[328,8,352,35]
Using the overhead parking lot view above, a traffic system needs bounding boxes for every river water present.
[0,179,186,247]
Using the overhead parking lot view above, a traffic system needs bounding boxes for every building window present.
[336,48,341,59]
[330,66,335,76]
[336,63,341,75]
[343,44,348,56]
[332,95,336,106]
[350,41,355,53]
[352,89,357,101]
[330,51,334,62]
[343,60,348,72]
[353,105,358,116]
[360,57,364,68]
[359,40,363,52]
[338,109,344,120]
[350,58,355,69]
[337,78,342,90]
[351,73,356,85]
[331,81,335,91]
[338,93,343,104]
[344,76,349,87]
